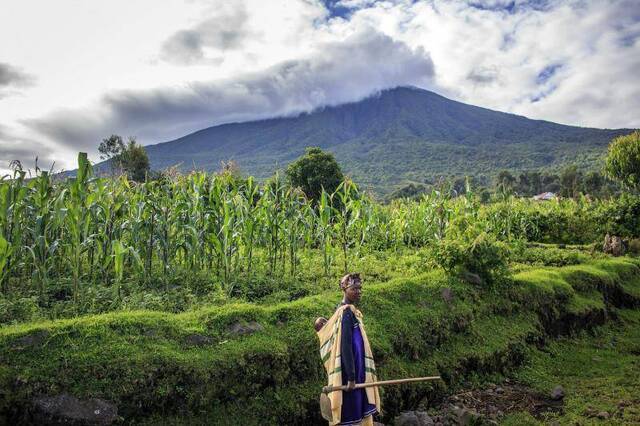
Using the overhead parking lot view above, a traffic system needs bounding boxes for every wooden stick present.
[322,376,441,394]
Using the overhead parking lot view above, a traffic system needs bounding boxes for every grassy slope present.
[0,258,639,425]
[502,308,640,425]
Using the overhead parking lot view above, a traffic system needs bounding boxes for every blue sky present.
[0,0,638,173]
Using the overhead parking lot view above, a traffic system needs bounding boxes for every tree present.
[285,147,344,202]
[584,171,604,196]
[98,135,126,174]
[98,135,150,182]
[541,173,561,193]
[495,170,516,195]
[560,165,582,198]
[604,131,640,190]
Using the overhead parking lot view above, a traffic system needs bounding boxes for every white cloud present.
[343,0,640,128]
[24,28,434,156]
[0,0,638,172]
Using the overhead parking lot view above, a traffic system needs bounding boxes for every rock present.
[495,387,504,394]
[33,393,118,424]
[584,407,598,417]
[597,411,610,420]
[12,330,50,350]
[550,385,565,401]
[394,412,420,426]
[461,271,483,286]
[452,407,480,426]
[184,334,213,347]
[603,234,626,256]
[374,422,386,426]
[441,287,454,304]
[394,411,434,426]
[227,321,263,336]
[416,412,434,425]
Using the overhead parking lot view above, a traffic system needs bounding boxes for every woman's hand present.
[346,381,356,392]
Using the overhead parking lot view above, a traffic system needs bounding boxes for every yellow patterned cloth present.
[316,304,382,425]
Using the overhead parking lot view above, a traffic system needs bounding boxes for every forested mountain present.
[141,86,632,195]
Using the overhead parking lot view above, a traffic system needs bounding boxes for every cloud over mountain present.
[0,0,638,173]
[25,29,434,153]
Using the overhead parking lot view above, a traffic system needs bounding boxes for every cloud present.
[465,0,551,12]
[24,28,434,155]
[0,62,35,98]
[343,0,640,128]
[0,123,59,174]
[467,66,501,85]
[160,4,250,65]
[5,0,639,172]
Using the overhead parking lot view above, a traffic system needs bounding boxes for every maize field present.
[1,153,639,307]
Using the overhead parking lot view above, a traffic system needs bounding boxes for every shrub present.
[0,296,40,325]
[431,232,509,285]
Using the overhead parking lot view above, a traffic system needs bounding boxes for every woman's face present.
[345,279,362,303]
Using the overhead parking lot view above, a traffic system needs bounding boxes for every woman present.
[316,273,381,425]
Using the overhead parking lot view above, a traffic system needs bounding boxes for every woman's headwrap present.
[340,273,361,290]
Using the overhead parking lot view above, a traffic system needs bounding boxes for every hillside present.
[2,257,639,424]
[141,87,632,195]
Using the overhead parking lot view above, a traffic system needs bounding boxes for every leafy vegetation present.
[285,147,344,203]
[2,152,640,324]
[98,134,150,182]
[605,130,640,190]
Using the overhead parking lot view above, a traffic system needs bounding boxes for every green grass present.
[506,309,640,425]
[0,257,639,424]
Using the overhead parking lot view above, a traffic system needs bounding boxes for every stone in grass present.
[394,411,435,426]
[33,393,118,424]
[184,334,214,347]
[550,385,565,401]
[227,321,264,336]
[597,411,610,420]
[452,407,481,426]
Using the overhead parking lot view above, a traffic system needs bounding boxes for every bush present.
[593,194,640,239]
[0,296,40,325]
[431,232,509,285]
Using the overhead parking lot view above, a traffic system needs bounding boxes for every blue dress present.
[339,306,377,425]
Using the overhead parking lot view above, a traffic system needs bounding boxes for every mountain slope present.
[143,87,633,194]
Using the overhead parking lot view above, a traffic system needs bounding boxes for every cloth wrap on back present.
[316,304,382,425]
